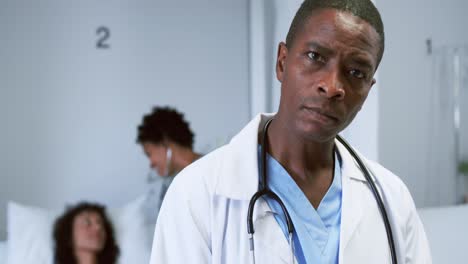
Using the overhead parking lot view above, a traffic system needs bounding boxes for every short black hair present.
[286,0,385,65]
[53,202,119,264]
[136,106,195,149]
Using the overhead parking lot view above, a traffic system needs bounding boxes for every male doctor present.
[150,0,432,263]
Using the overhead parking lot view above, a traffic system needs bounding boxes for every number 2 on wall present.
[96,26,111,49]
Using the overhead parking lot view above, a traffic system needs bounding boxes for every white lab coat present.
[150,114,432,264]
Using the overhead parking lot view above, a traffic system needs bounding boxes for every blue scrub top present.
[257,146,343,264]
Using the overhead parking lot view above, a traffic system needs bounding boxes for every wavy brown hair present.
[53,202,119,264]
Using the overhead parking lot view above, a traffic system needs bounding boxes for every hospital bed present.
[0,195,154,264]
[1,204,466,263]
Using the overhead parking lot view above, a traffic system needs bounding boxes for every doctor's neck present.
[266,117,335,172]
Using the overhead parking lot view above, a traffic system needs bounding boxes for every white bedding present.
[0,241,6,264]
[6,196,152,264]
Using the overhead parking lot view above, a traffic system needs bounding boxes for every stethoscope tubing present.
[247,118,397,264]
[335,135,397,264]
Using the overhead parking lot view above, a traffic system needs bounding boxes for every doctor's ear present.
[276,42,288,82]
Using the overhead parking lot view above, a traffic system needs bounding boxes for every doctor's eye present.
[349,69,366,80]
[307,51,325,63]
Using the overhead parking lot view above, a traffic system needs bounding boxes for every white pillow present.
[109,196,152,264]
[6,196,152,264]
[6,202,57,264]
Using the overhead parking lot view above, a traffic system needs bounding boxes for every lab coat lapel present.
[215,113,275,200]
[340,173,364,257]
[337,140,365,260]
[253,199,295,264]
[214,113,293,262]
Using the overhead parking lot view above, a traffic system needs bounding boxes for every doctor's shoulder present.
[365,159,433,262]
[364,159,422,224]
[365,159,413,202]
[177,144,229,187]
[158,145,229,213]
[151,146,232,262]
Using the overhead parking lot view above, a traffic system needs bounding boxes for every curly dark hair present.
[136,106,195,149]
[53,202,119,264]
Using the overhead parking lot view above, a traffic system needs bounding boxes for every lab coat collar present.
[335,139,371,183]
[214,113,371,200]
[213,113,266,200]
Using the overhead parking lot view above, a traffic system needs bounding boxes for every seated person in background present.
[53,202,119,264]
[136,106,201,218]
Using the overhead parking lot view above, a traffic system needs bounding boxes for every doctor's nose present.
[316,69,345,100]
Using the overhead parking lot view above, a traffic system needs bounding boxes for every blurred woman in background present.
[53,202,119,264]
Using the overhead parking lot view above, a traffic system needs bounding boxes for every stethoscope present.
[247,118,397,264]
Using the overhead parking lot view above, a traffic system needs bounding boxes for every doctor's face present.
[276,9,381,142]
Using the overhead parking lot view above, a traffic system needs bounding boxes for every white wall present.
[0,0,249,240]
[376,0,468,206]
